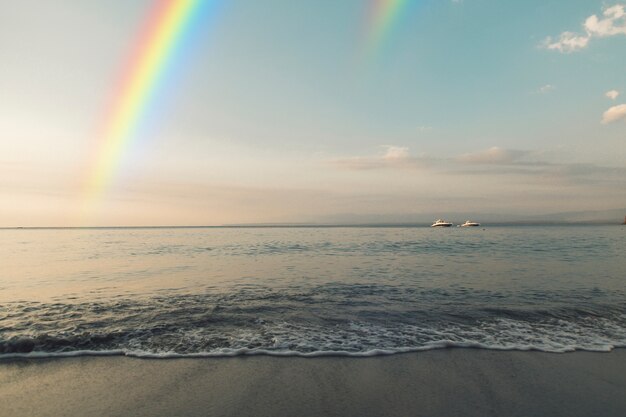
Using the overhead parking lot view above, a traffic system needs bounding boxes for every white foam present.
[1,341,623,361]
[2,315,625,360]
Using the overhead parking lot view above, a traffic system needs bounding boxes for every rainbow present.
[364,0,415,59]
[85,0,218,207]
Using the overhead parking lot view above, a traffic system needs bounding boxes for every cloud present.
[602,104,626,123]
[450,148,626,188]
[331,145,626,188]
[383,146,410,160]
[542,4,626,53]
[335,146,534,171]
[331,146,429,170]
[606,90,620,100]
[584,5,626,37]
[537,84,556,94]
[456,147,529,164]
[542,32,590,53]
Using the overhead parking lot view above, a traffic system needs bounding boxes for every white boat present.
[431,219,453,227]
[460,220,480,227]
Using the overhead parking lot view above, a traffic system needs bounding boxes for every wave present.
[2,314,625,359]
[2,341,625,361]
[3,284,625,360]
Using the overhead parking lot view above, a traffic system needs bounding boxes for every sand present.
[1,349,625,417]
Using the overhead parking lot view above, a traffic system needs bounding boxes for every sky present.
[0,0,625,226]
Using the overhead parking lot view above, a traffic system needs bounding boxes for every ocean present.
[1,225,625,358]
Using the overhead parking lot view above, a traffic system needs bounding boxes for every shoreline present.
[1,348,625,417]
[0,343,624,360]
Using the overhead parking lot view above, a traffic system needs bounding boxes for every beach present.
[2,227,625,416]
[3,0,626,415]
[1,349,625,417]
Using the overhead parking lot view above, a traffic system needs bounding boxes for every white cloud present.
[542,32,590,53]
[542,4,626,53]
[606,90,620,100]
[330,146,626,205]
[584,5,626,37]
[336,146,533,171]
[602,104,626,123]
[383,146,410,161]
[456,147,528,164]
[331,146,430,170]
[538,84,556,94]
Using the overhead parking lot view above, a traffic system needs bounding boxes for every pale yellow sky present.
[1,1,625,226]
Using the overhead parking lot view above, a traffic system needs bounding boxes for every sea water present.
[1,226,625,357]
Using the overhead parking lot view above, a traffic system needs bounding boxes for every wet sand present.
[1,349,625,417]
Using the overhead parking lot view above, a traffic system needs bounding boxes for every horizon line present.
[1,220,624,230]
